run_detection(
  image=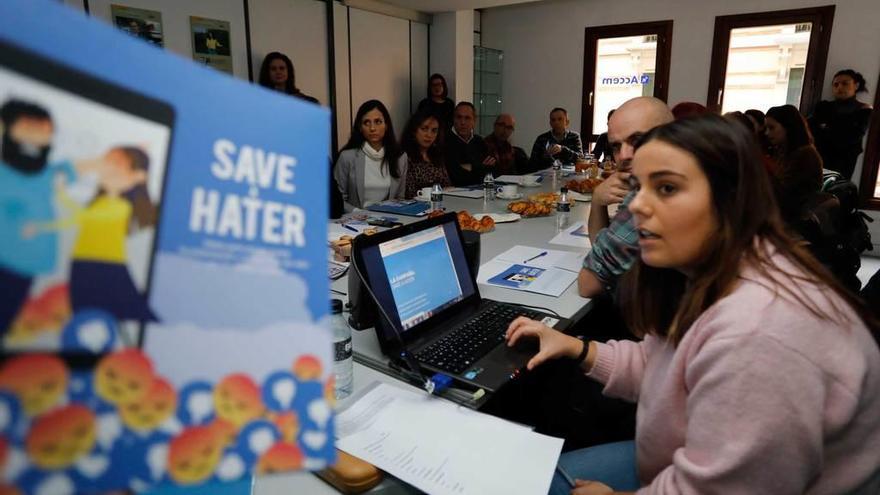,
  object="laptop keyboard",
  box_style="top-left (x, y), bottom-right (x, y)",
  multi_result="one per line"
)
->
top-left (414, 303), bottom-right (545, 375)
